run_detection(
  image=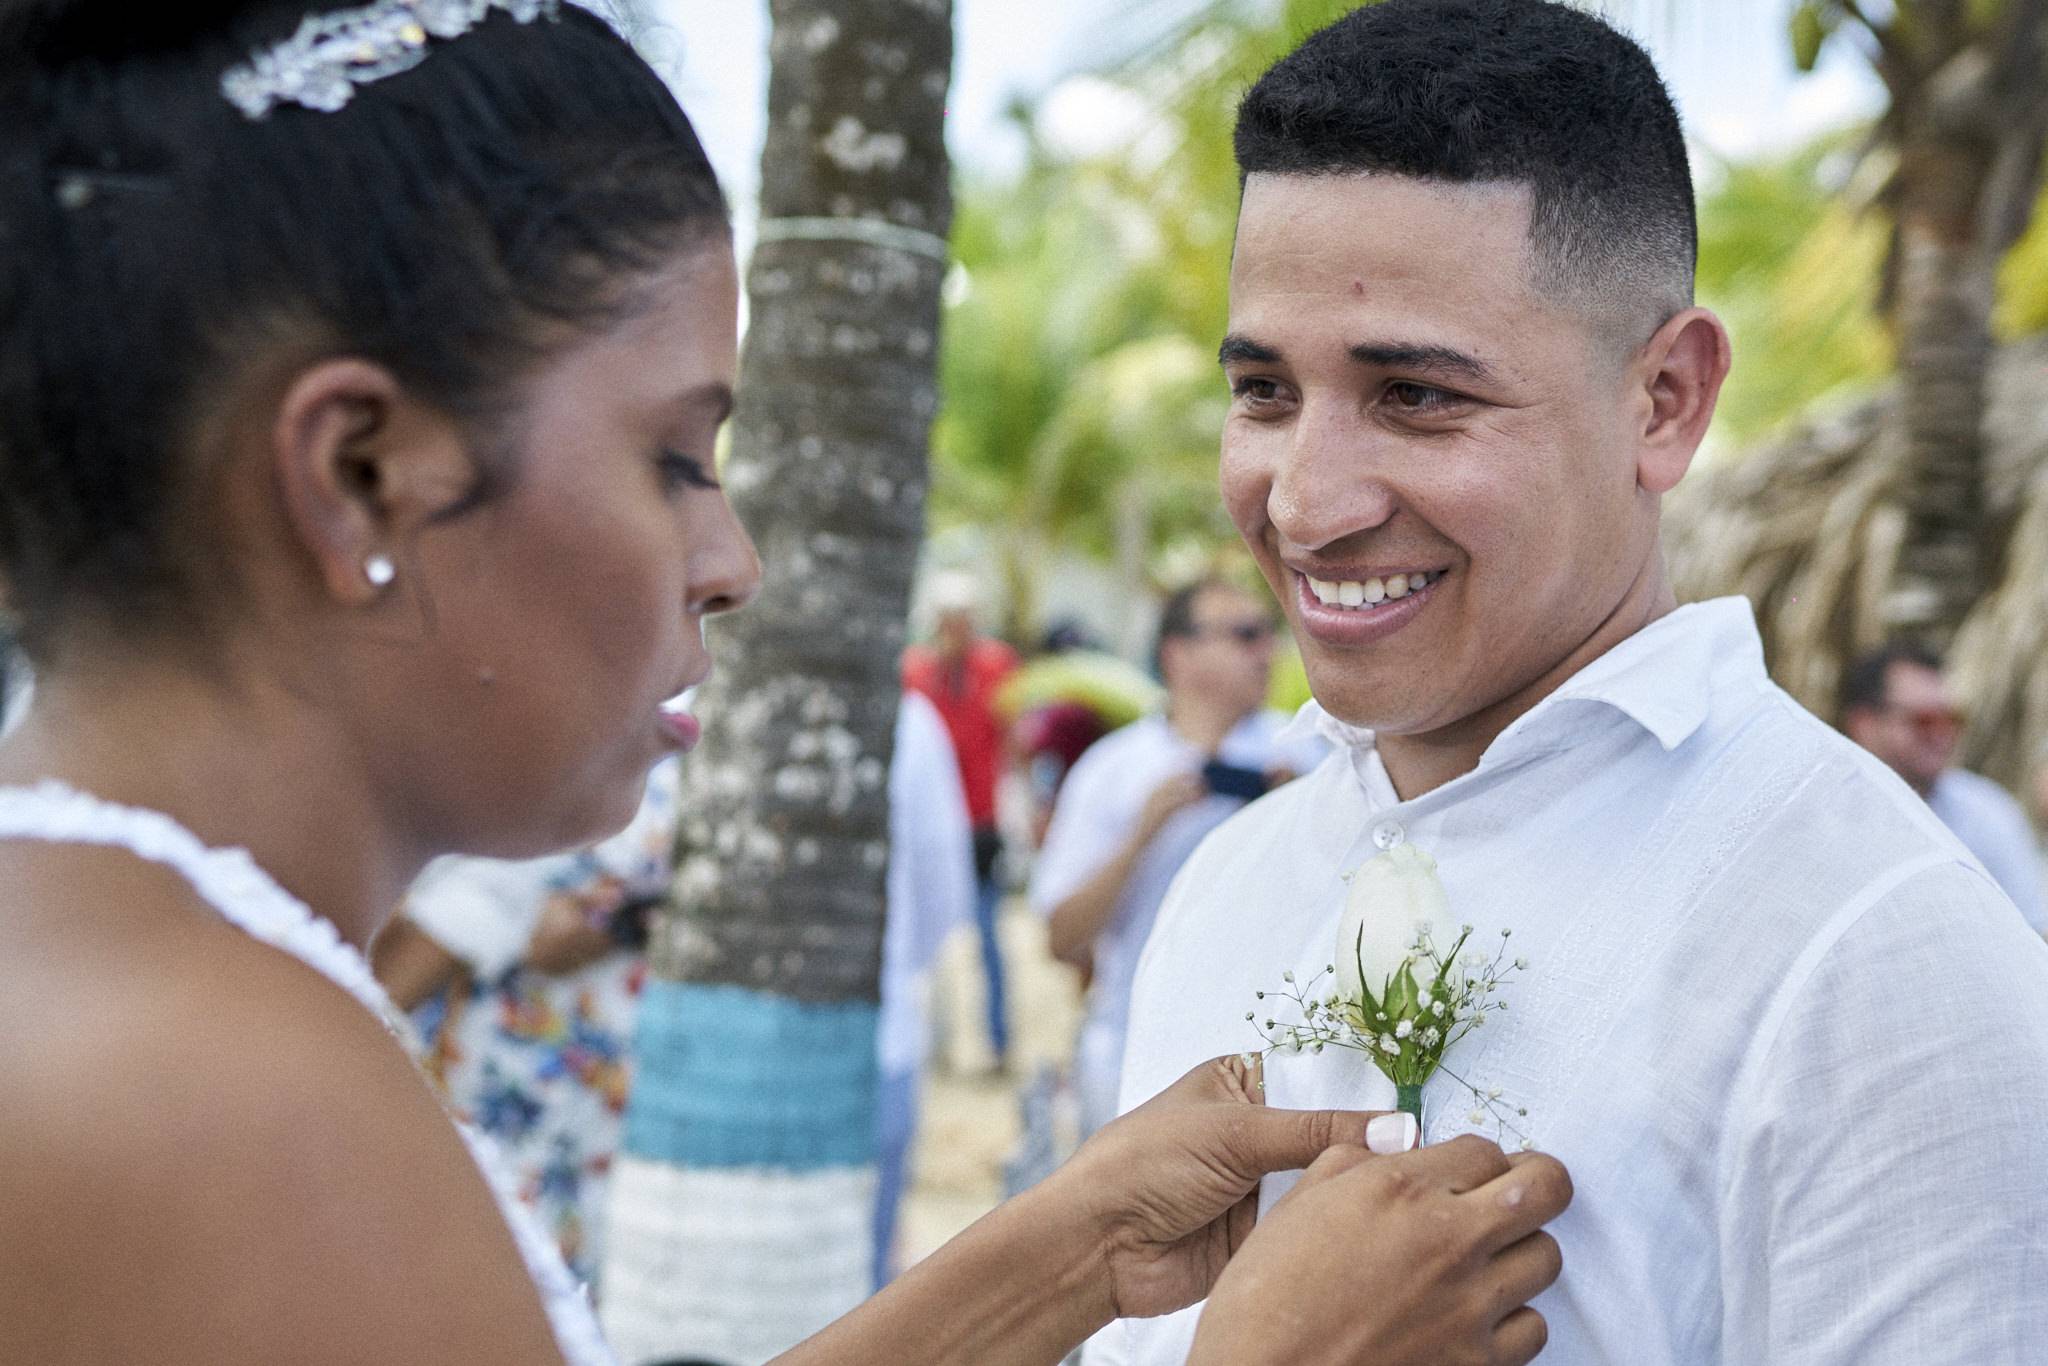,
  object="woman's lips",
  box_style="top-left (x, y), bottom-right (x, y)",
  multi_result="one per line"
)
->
top-left (658, 706), bottom-right (702, 753)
